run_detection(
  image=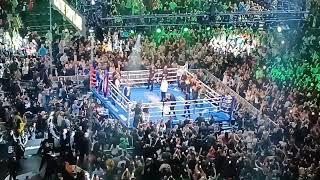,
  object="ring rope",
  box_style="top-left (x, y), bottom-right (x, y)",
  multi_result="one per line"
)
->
top-left (103, 68), bottom-right (234, 124)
